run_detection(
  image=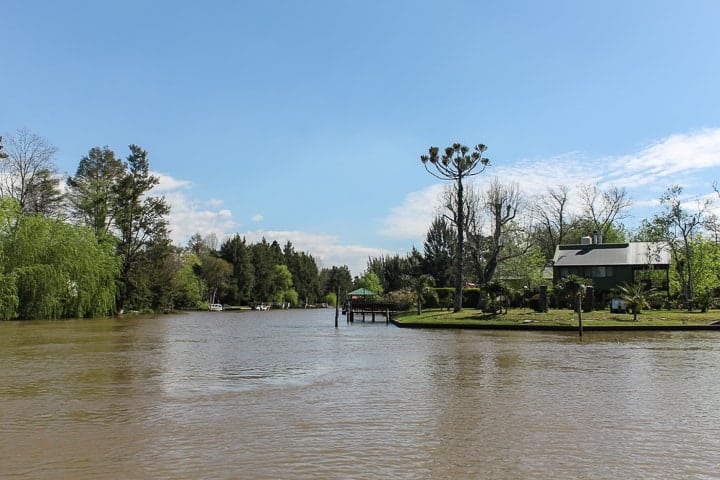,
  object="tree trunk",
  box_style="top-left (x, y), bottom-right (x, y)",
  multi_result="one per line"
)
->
top-left (686, 242), bottom-right (694, 312)
top-left (454, 177), bottom-right (464, 312)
